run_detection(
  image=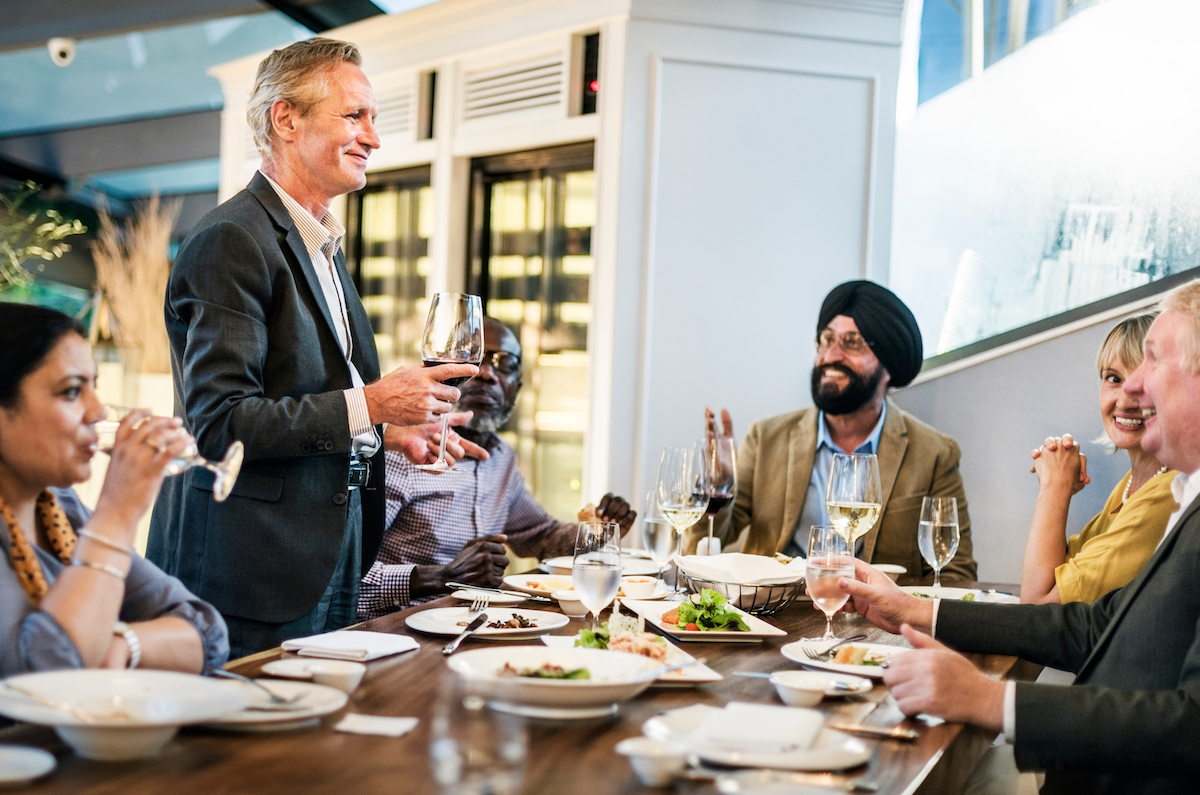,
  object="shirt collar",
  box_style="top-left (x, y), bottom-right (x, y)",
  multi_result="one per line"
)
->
top-left (260, 170), bottom-right (345, 261)
top-left (816, 401), bottom-right (887, 455)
